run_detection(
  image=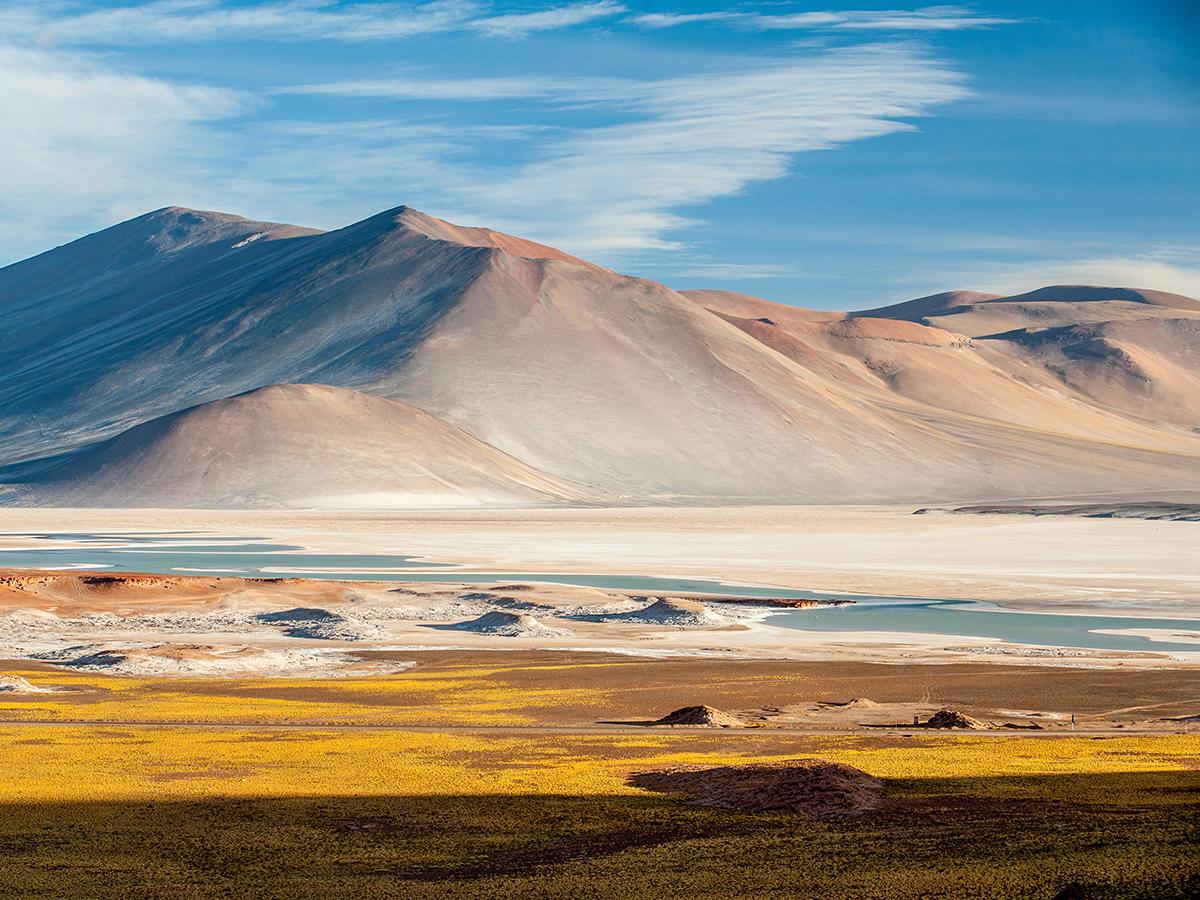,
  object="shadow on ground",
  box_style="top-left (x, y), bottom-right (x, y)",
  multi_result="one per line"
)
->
top-left (0, 771), bottom-right (1196, 898)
